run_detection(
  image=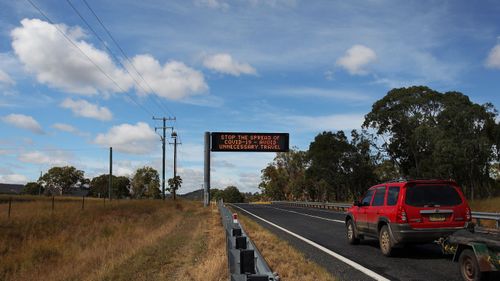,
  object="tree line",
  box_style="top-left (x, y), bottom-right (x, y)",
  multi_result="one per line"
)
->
top-left (259, 86), bottom-right (500, 202)
top-left (22, 165), bottom-right (183, 199)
